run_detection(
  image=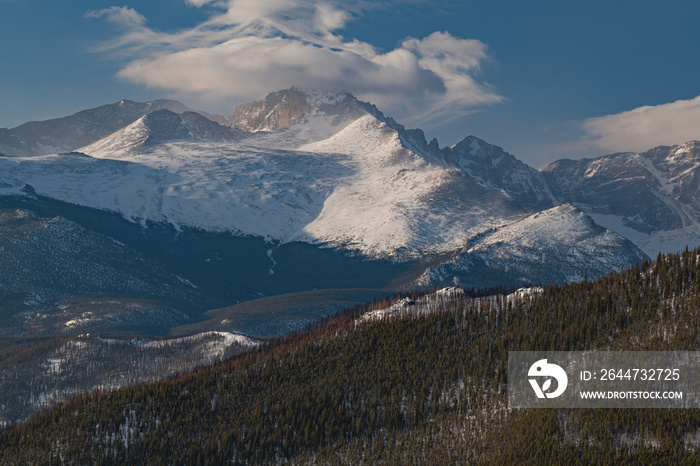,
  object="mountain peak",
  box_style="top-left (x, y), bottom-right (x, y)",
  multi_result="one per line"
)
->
top-left (444, 135), bottom-right (554, 211)
top-left (0, 99), bottom-right (215, 157)
top-left (227, 88), bottom-right (371, 133)
top-left (80, 109), bottom-right (242, 157)
top-left (450, 135), bottom-right (505, 159)
top-left (421, 202), bottom-right (648, 289)
top-left (138, 109), bottom-right (237, 143)
top-left (643, 139), bottom-right (700, 164)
